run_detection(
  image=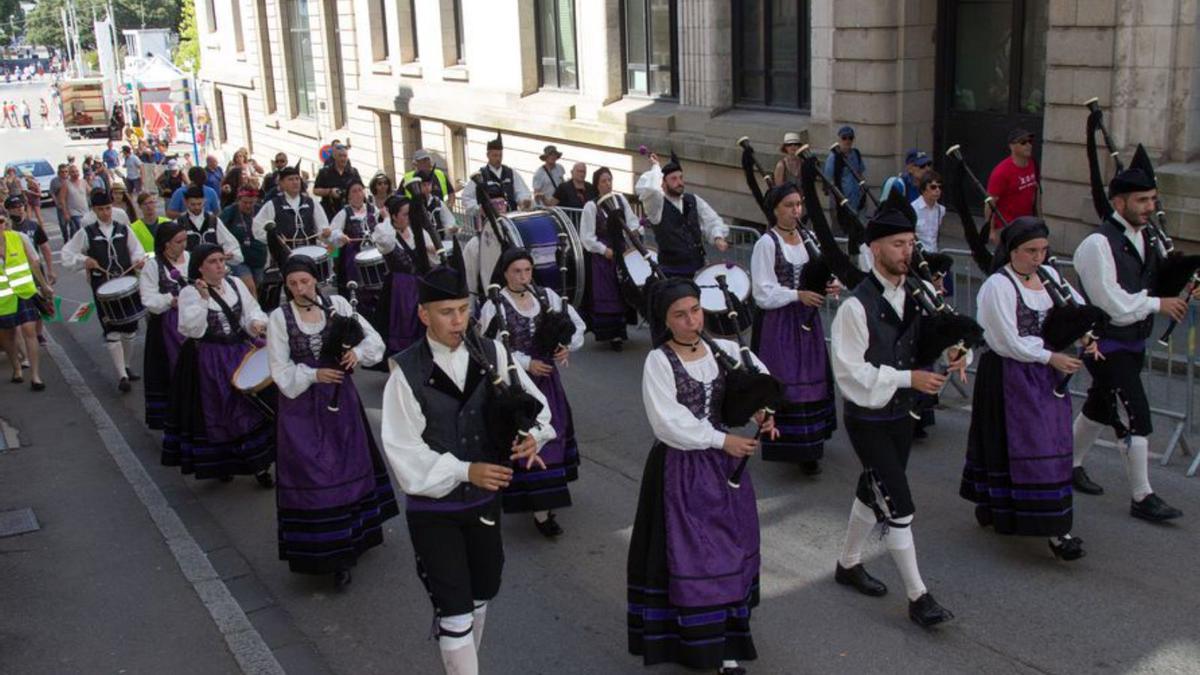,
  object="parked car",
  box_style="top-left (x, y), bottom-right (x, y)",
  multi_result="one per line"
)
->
top-left (5, 159), bottom-right (56, 204)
